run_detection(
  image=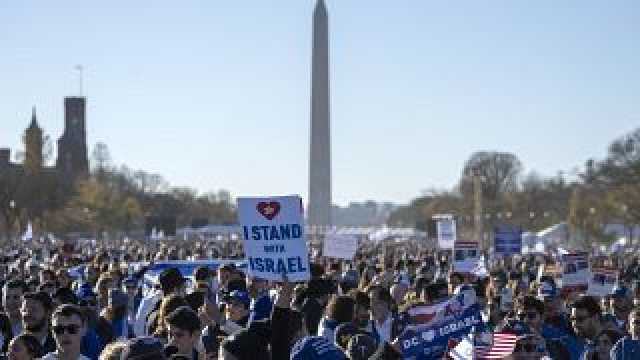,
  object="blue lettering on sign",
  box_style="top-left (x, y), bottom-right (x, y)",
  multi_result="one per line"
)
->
top-left (248, 256), bottom-right (308, 274)
top-left (242, 224), bottom-right (302, 241)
